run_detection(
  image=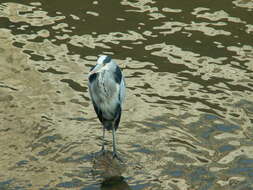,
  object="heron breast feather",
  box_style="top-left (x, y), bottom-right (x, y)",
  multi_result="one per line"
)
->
top-left (100, 99), bottom-right (119, 119)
